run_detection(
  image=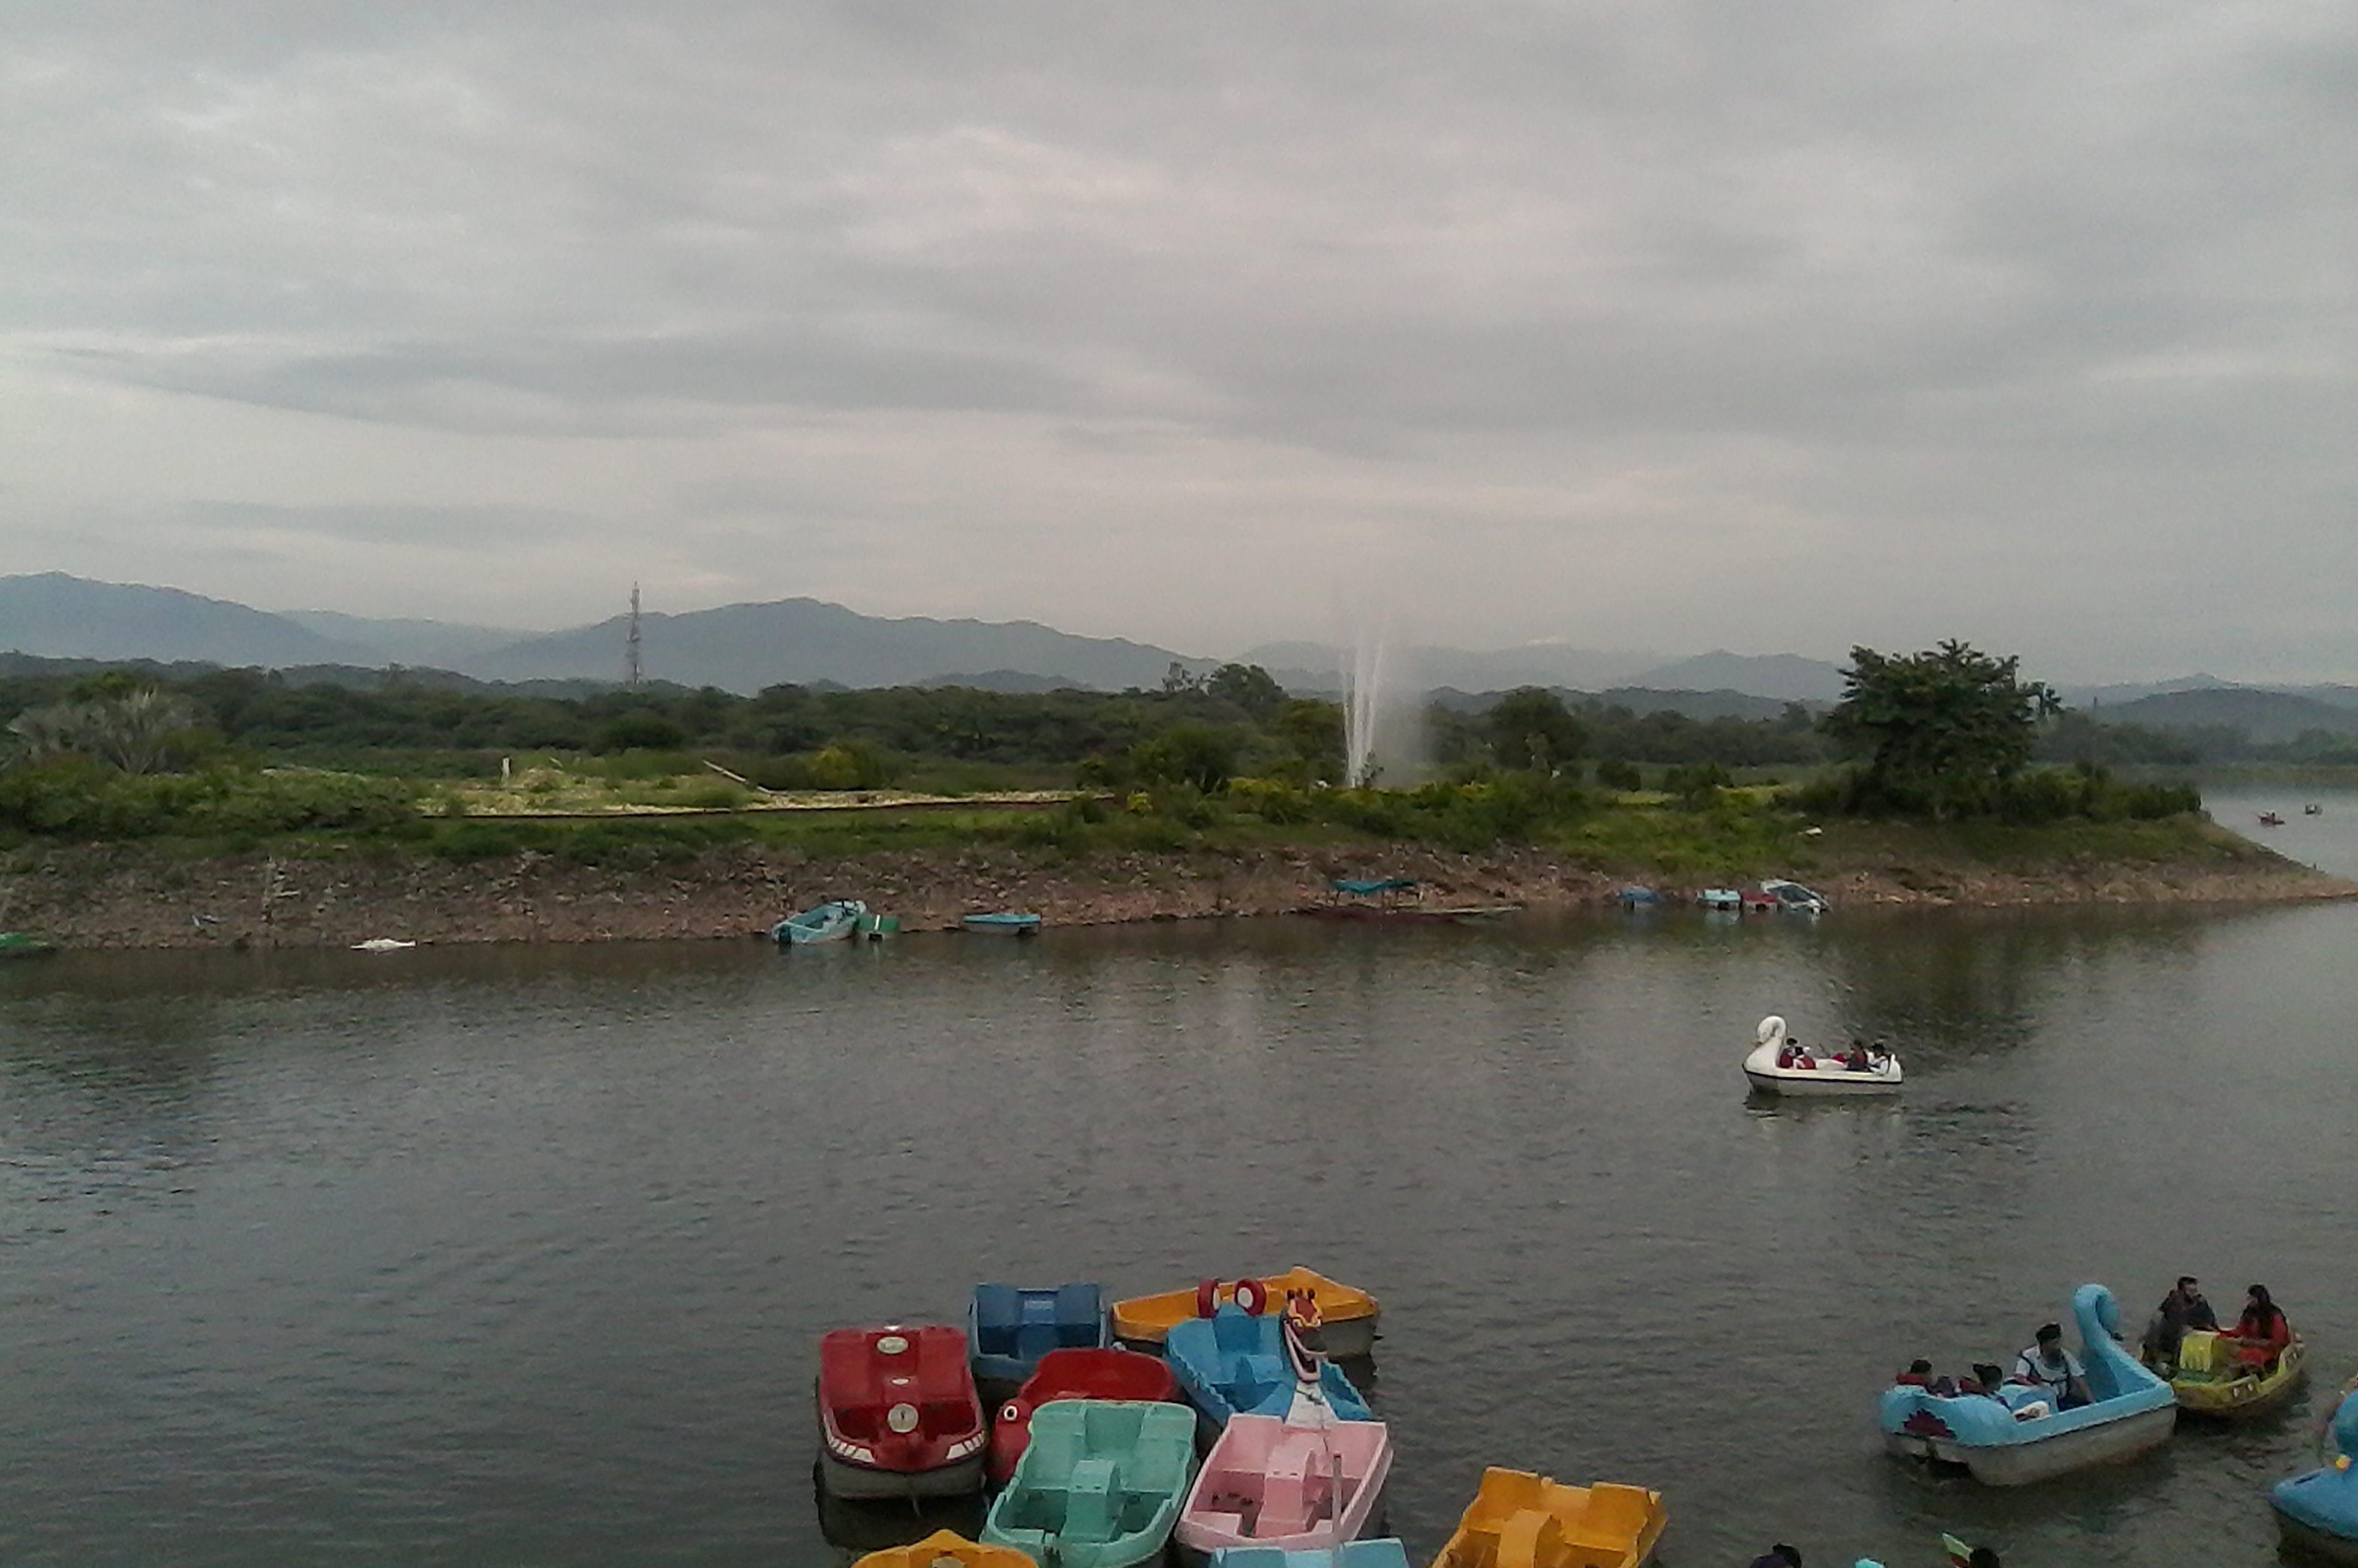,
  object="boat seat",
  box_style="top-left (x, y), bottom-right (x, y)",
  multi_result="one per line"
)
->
top-left (2178, 1330), bottom-right (2219, 1375)
top-left (1256, 1433), bottom-right (1334, 1536)
top-left (1061, 1457), bottom-right (1123, 1543)
top-left (1492, 1508), bottom-right (1567, 1568)
top-left (1054, 1283), bottom-right (1102, 1339)
top-left (1563, 1483), bottom-right (1656, 1550)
